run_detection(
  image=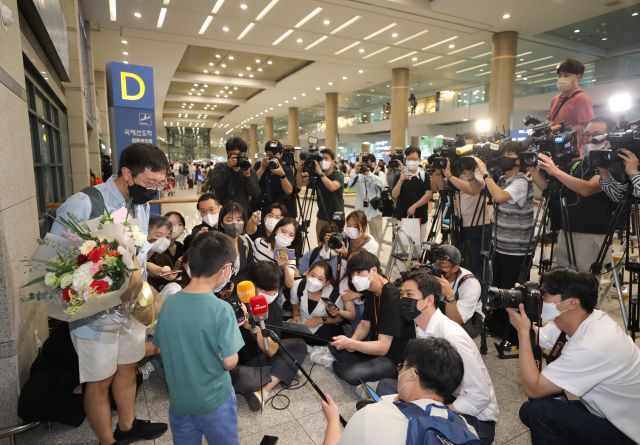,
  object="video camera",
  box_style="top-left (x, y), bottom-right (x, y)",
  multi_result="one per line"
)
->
top-left (299, 136), bottom-right (322, 175)
top-left (486, 281), bottom-right (543, 322)
top-left (588, 124), bottom-right (640, 169)
top-left (518, 115), bottom-right (579, 167)
top-left (369, 188), bottom-right (395, 216)
top-left (390, 149), bottom-right (405, 169)
top-left (430, 135), bottom-right (502, 175)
